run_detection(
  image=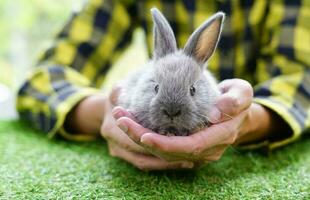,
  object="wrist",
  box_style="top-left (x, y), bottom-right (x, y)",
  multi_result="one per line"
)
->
top-left (64, 94), bottom-right (107, 136)
top-left (236, 103), bottom-right (273, 145)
